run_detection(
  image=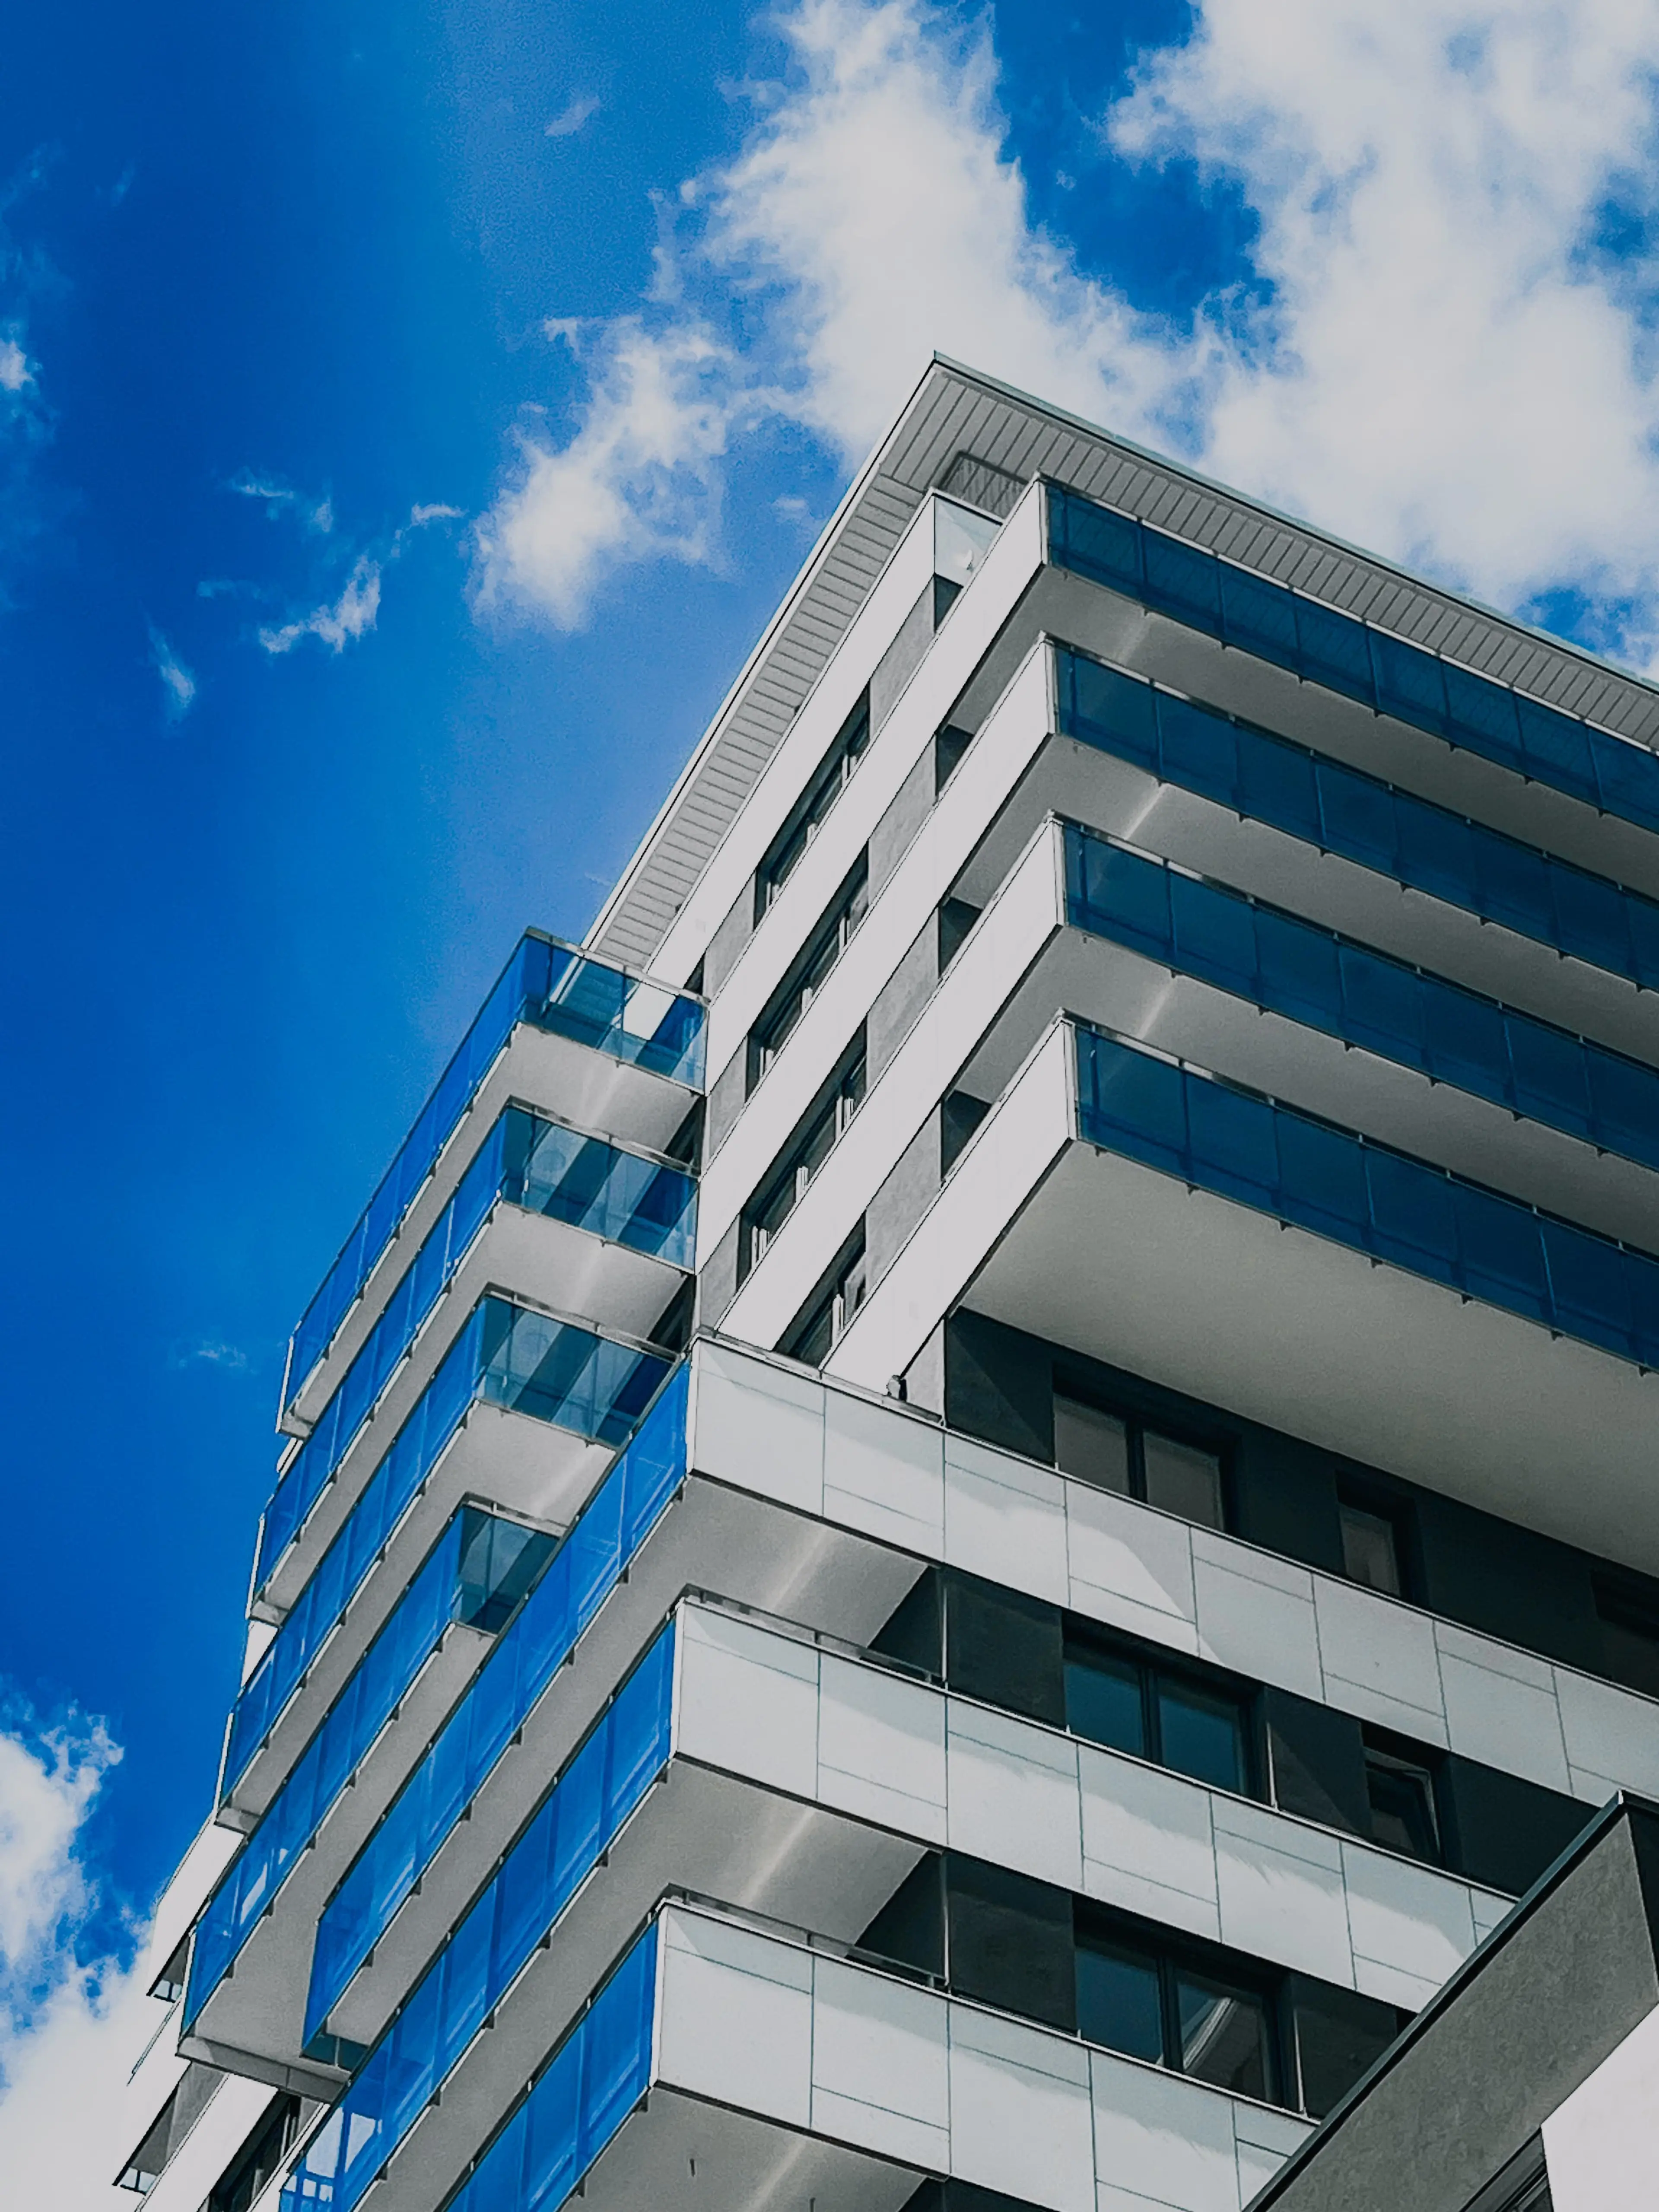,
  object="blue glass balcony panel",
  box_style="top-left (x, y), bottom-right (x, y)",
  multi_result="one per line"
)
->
top-left (285, 935), bottom-right (704, 1410)
top-left (1048, 483), bottom-right (1659, 837)
top-left (303, 1364), bottom-right (689, 2047)
top-left (1063, 825), bottom-right (1659, 1172)
top-left (188, 1513), bottom-right (474, 2030)
top-left (440, 1921), bottom-right (657, 2212)
top-left (227, 1315), bottom-right (488, 1795)
top-left (279, 1625), bottom-right (676, 2212)
top-left (1055, 646), bottom-right (1659, 990)
top-left (1074, 1023), bottom-right (1659, 1367)
top-left (259, 1112), bottom-right (693, 1589)
top-left (233, 1302), bottom-right (669, 1797)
